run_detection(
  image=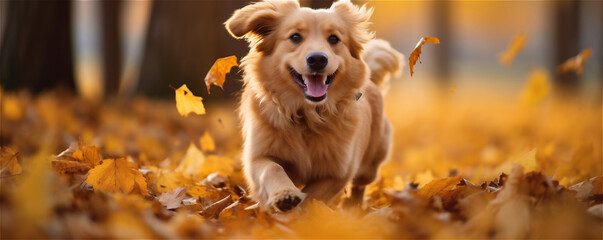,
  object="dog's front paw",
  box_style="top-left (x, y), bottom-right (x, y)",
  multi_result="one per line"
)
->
top-left (268, 190), bottom-right (306, 213)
